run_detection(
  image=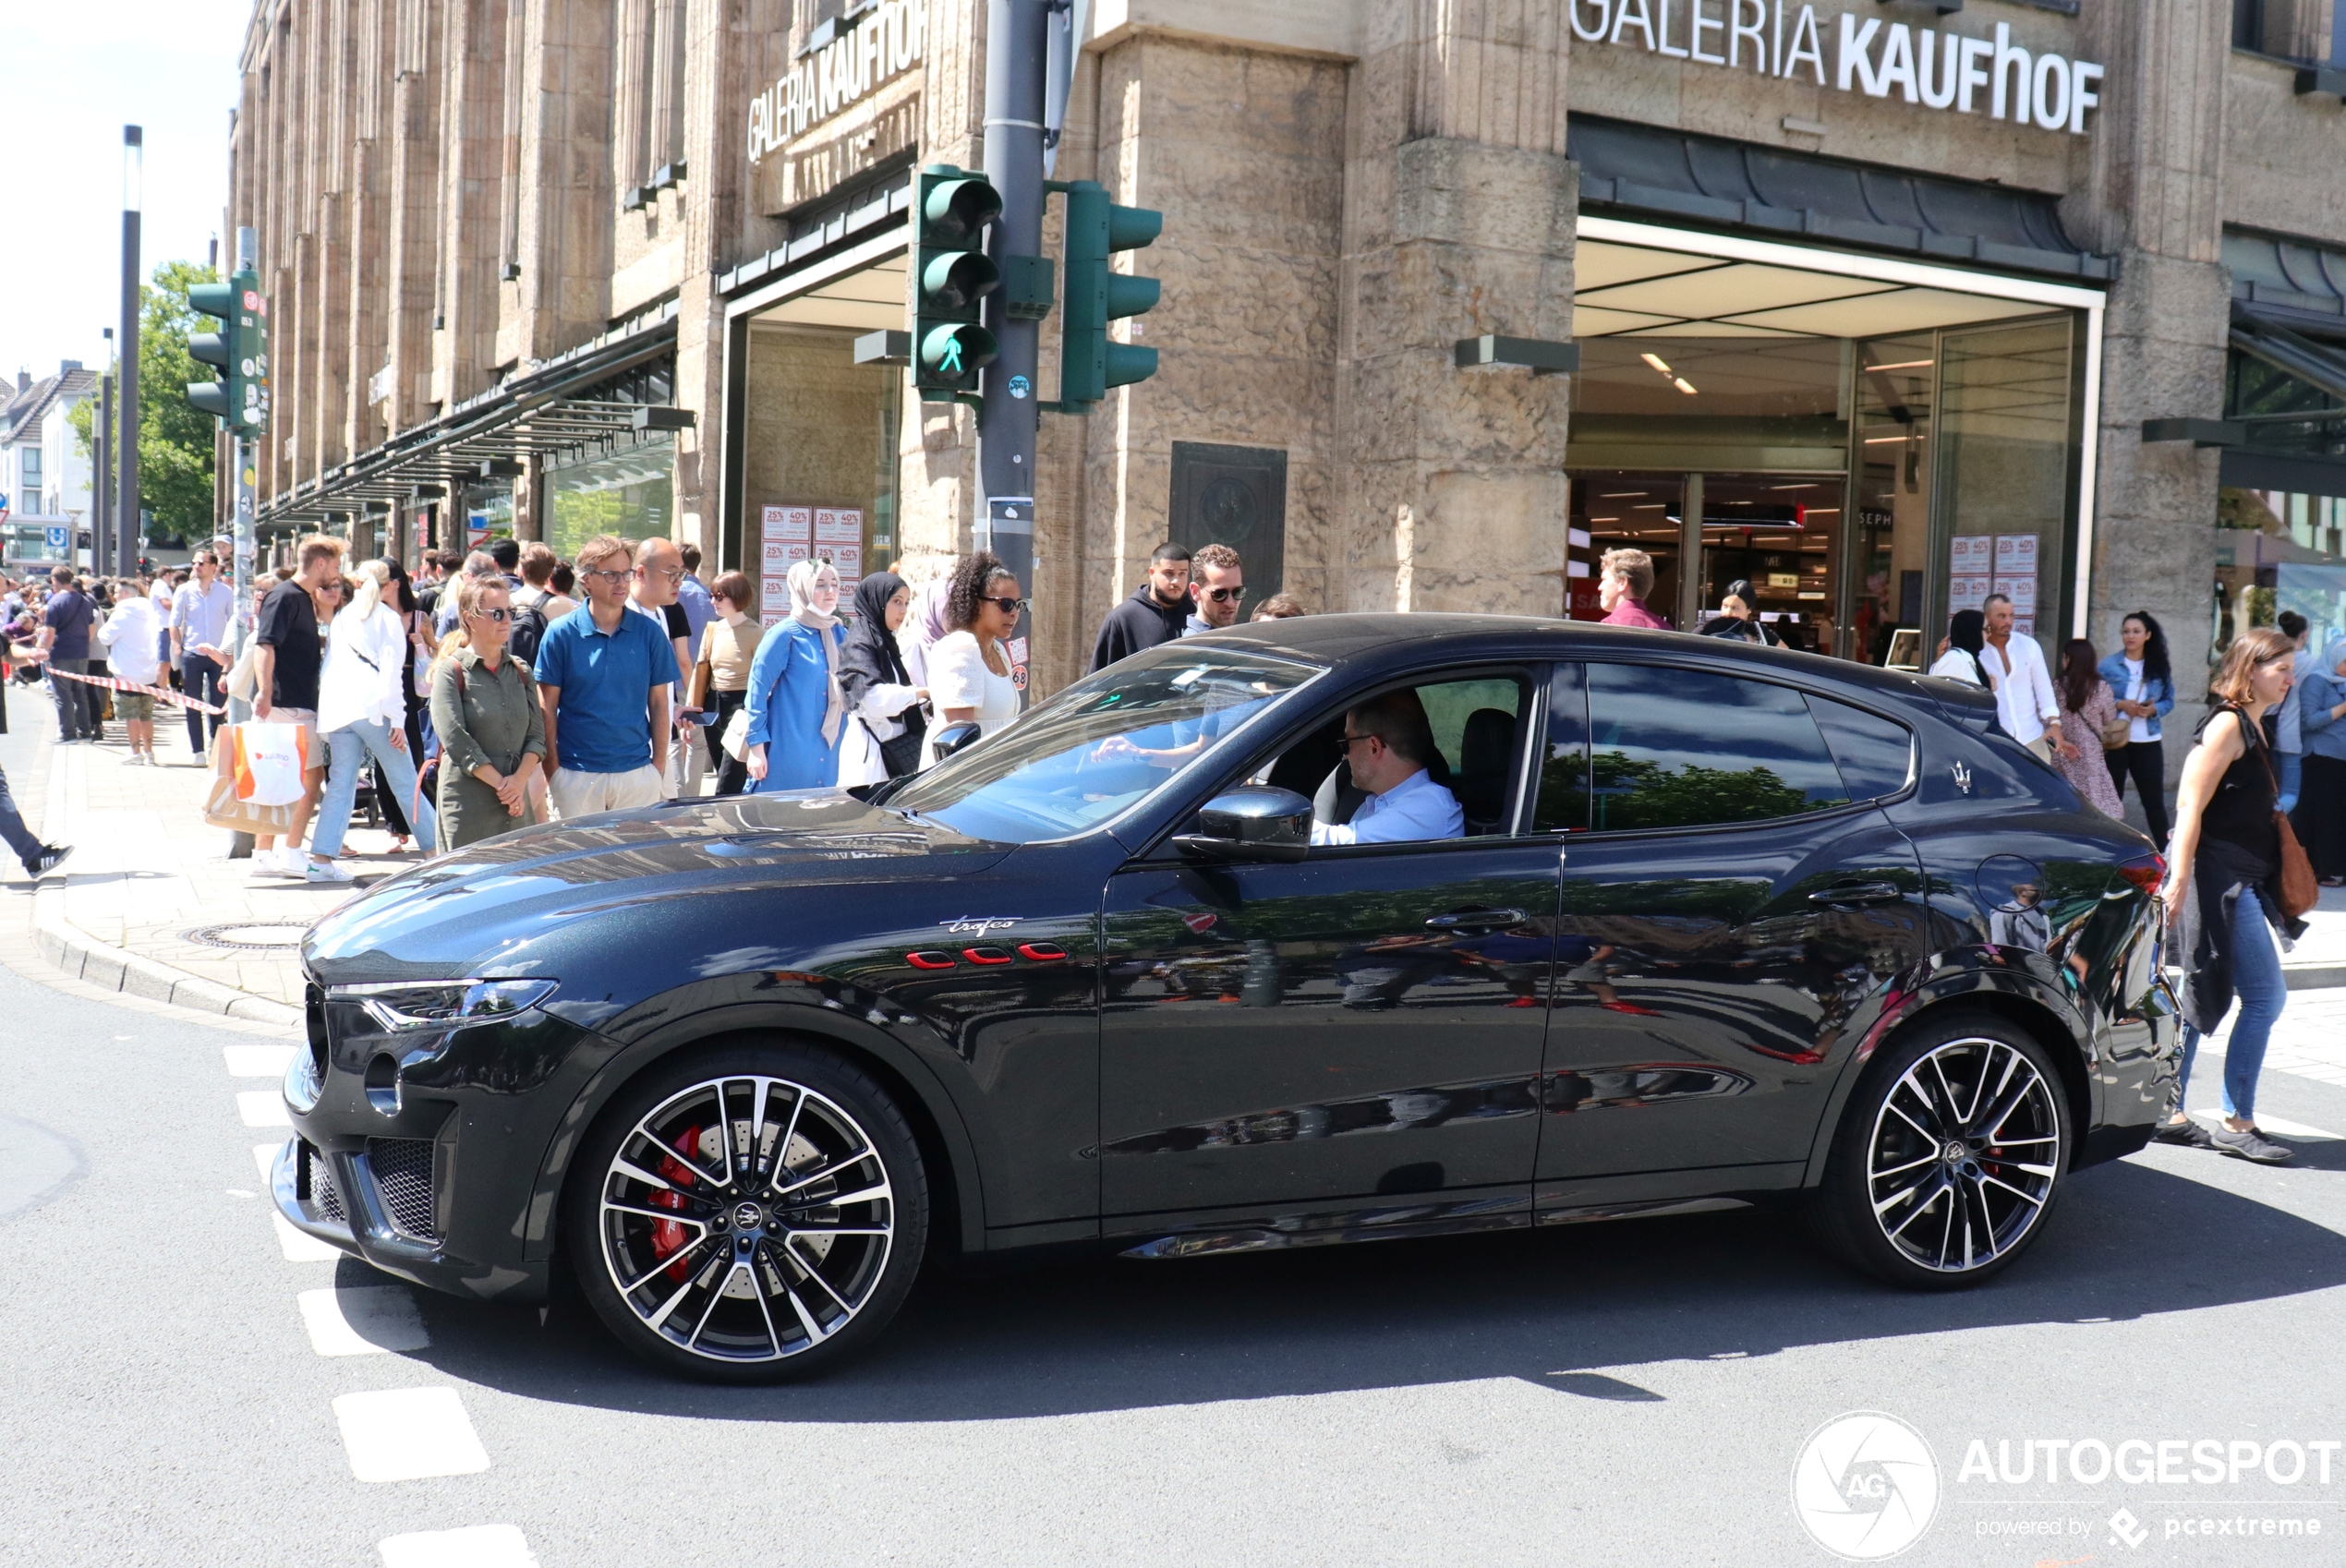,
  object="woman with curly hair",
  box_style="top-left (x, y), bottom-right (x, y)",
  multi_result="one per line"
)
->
top-left (923, 550), bottom-right (1022, 767)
